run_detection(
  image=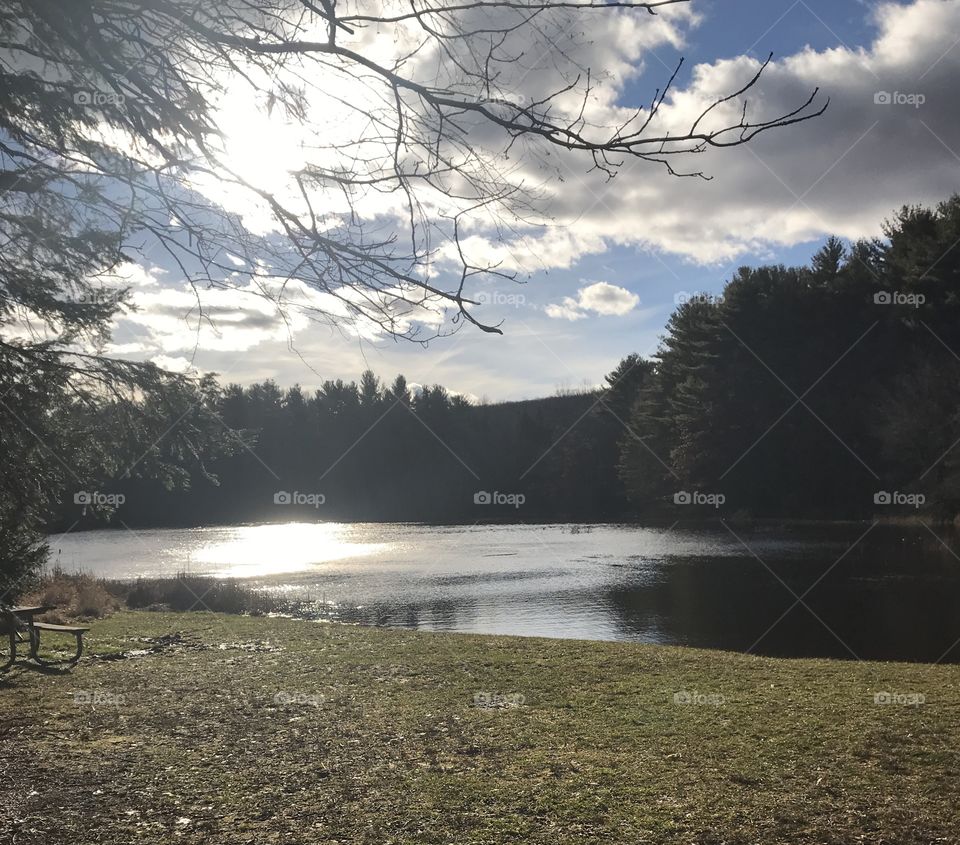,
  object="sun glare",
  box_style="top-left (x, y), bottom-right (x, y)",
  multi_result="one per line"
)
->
top-left (192, 522), bottom-right (387, 578)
